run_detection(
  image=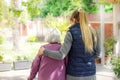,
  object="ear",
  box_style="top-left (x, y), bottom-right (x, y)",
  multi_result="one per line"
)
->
top-left (72, 18), bottom-right (76, 23)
